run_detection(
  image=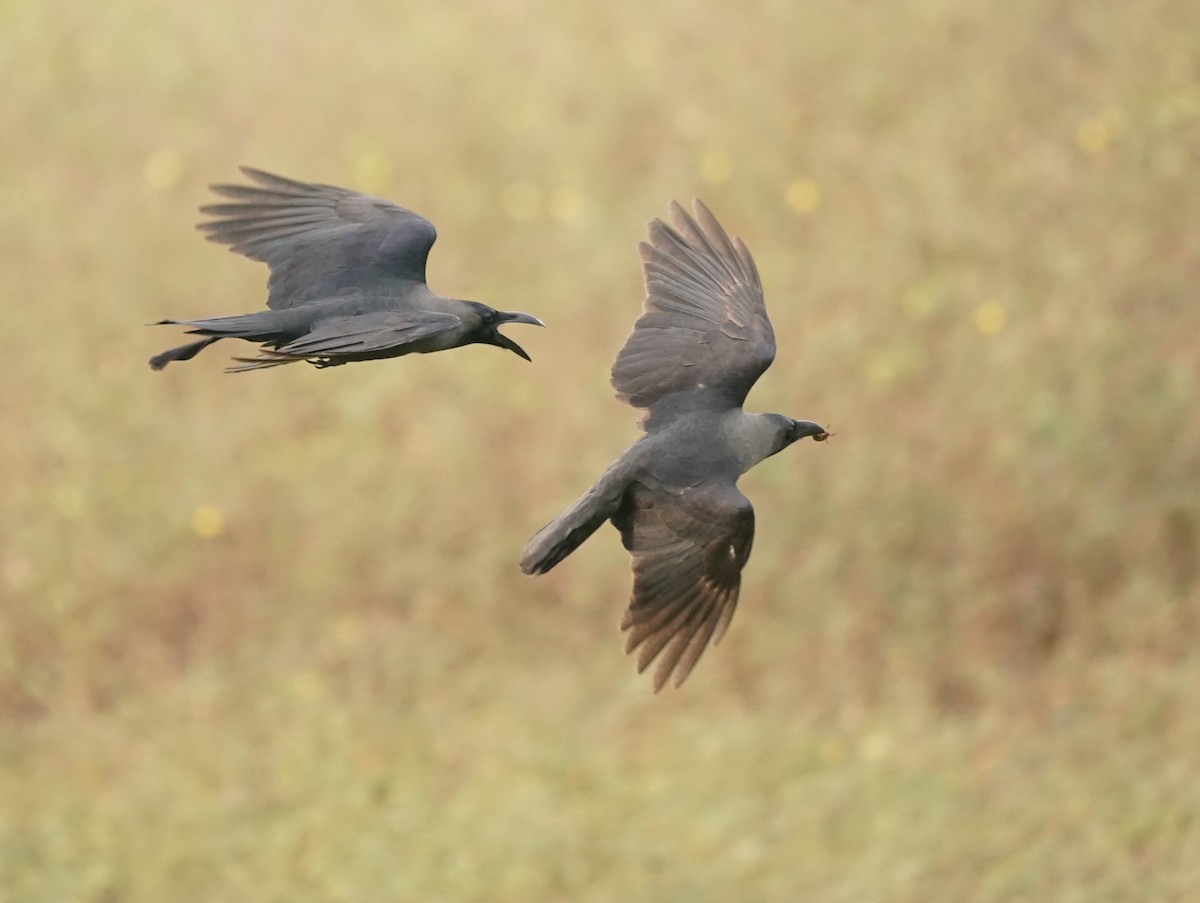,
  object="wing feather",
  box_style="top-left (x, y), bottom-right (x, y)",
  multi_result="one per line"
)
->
top-left (197, 167), bottom-right (439, 310)
top-left (613, 481), bottom-right (755, 691)
top-left (611, 200), bottom-right (776, 431)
